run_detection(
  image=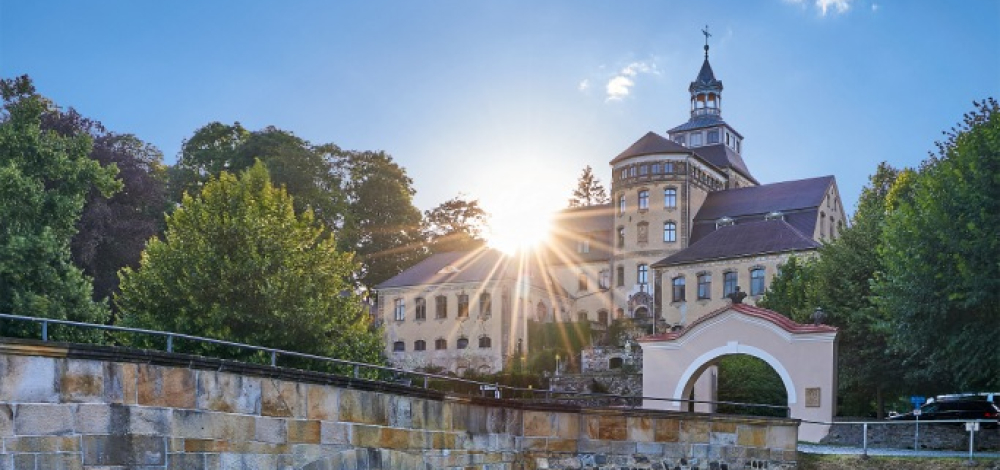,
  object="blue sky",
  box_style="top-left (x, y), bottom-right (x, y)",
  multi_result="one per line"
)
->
top-left (2, 0), bottom-right (998, 242)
